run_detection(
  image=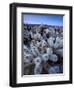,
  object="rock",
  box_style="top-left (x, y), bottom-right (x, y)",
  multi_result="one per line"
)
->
top-left (24, 63), bottom-right (35, 75)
